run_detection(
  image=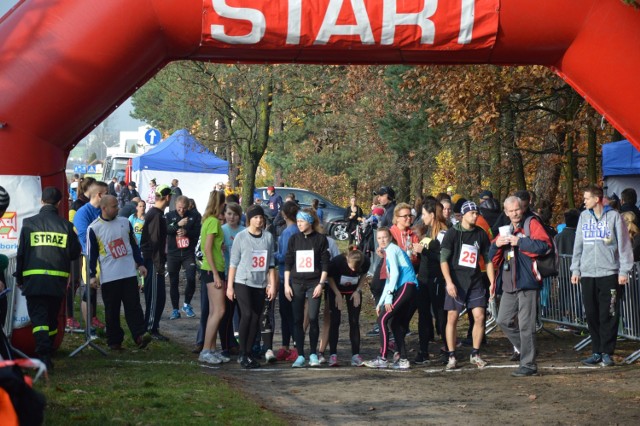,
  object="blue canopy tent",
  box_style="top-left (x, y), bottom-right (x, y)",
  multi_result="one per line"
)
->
top-left (132, 129), bottom-right (228, 209)
top-left (602, 140), bottom-right (640, 201)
